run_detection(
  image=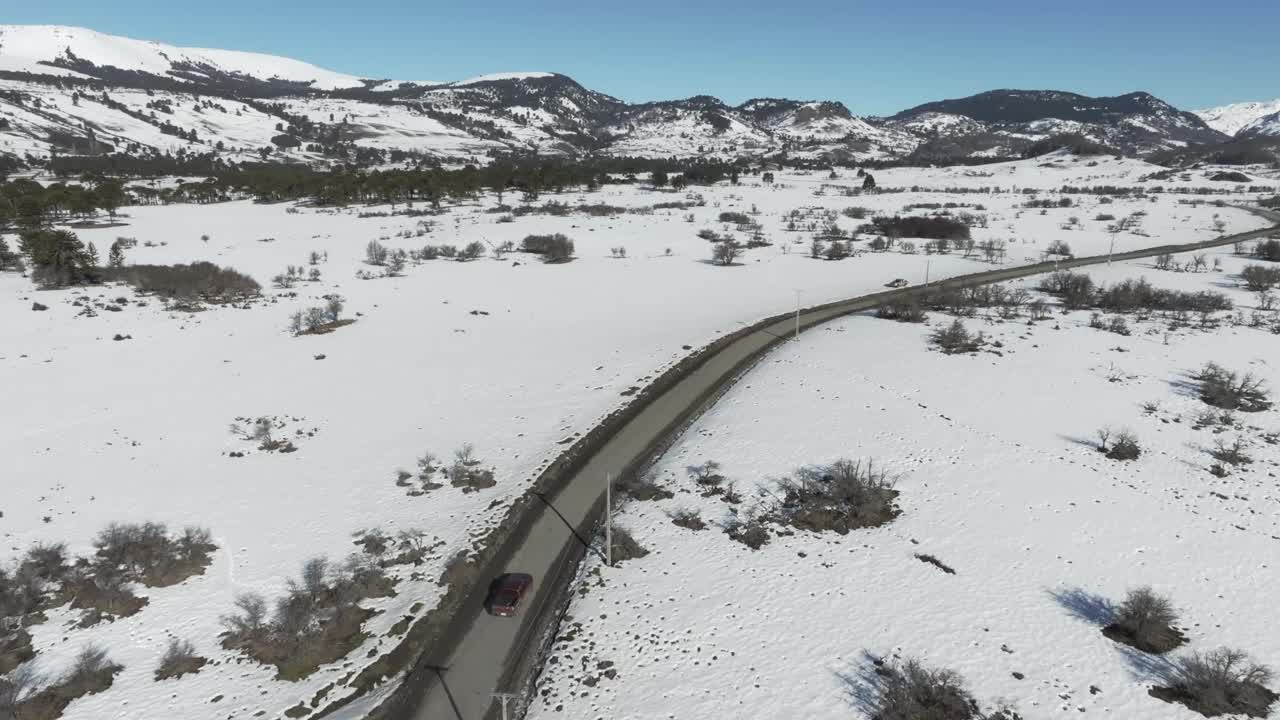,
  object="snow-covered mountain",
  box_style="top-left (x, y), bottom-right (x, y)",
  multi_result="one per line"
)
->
top-left (0, 25), bottom-right (1270, 170)
top-left (0, 23), bottom-right (908, 167)
top-left (1235, 110), bottom-right (1280, 139)
top-left (888, 89), bottom-right (1228, 159)
top-left (1195, 98), bottom-right (1280, 136)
